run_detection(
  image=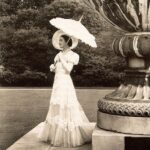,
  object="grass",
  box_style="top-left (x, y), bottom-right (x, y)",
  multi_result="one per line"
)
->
top-left (0, 88), bottom-right (114, 150)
